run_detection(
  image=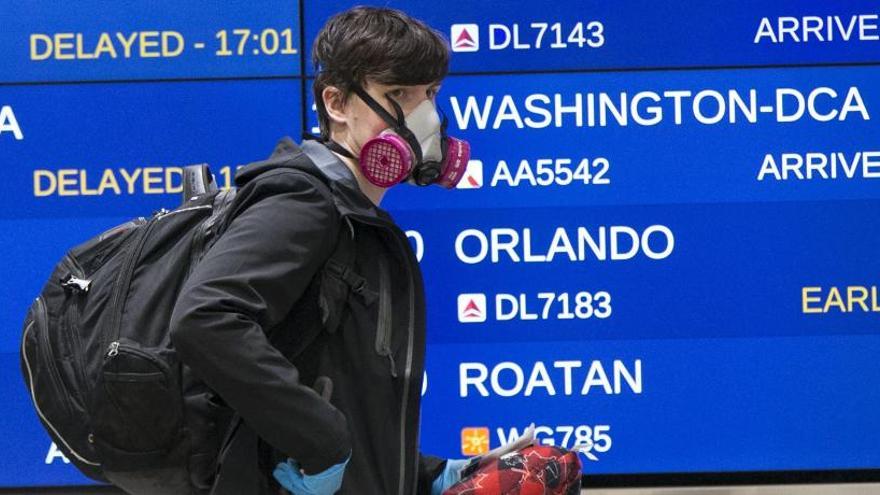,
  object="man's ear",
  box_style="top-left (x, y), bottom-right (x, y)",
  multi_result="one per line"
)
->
top-left (322, 86), bottom-right (348, 127)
